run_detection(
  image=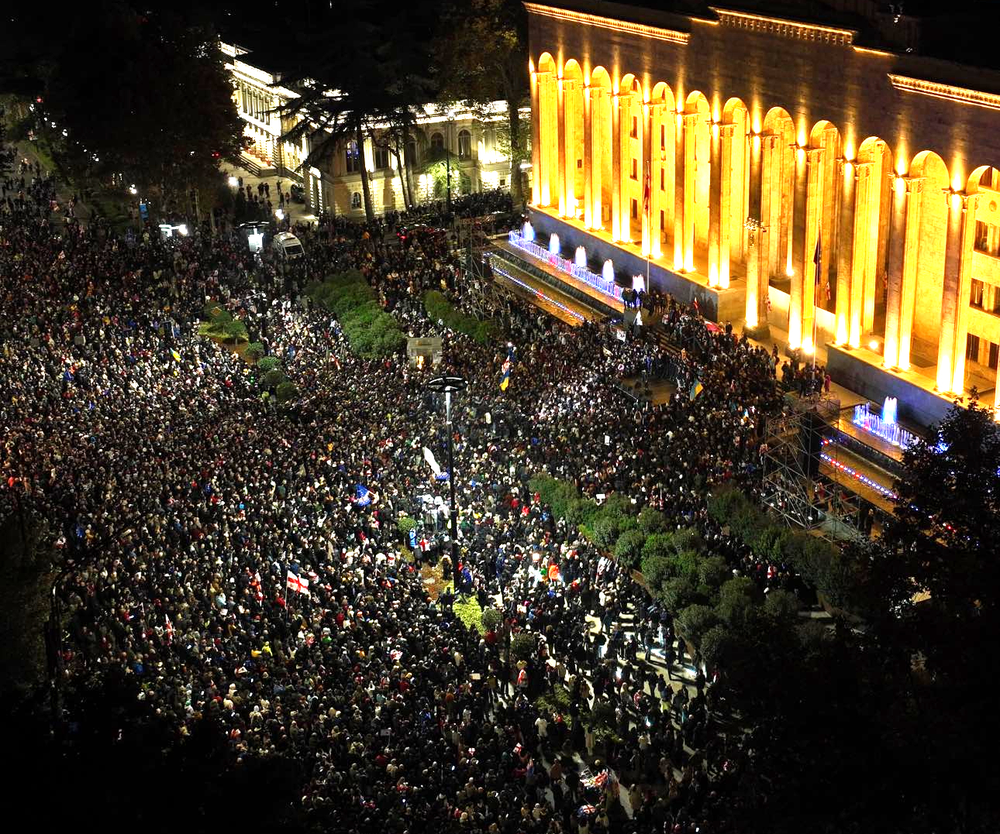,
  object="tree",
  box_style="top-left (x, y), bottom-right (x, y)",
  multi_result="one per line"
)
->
top-left (432, 0), bottom-right (529, 205)
top-left (25, 4), bottom-right (243, 216)
top-left (281, 0), bottom-right (434, 223)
